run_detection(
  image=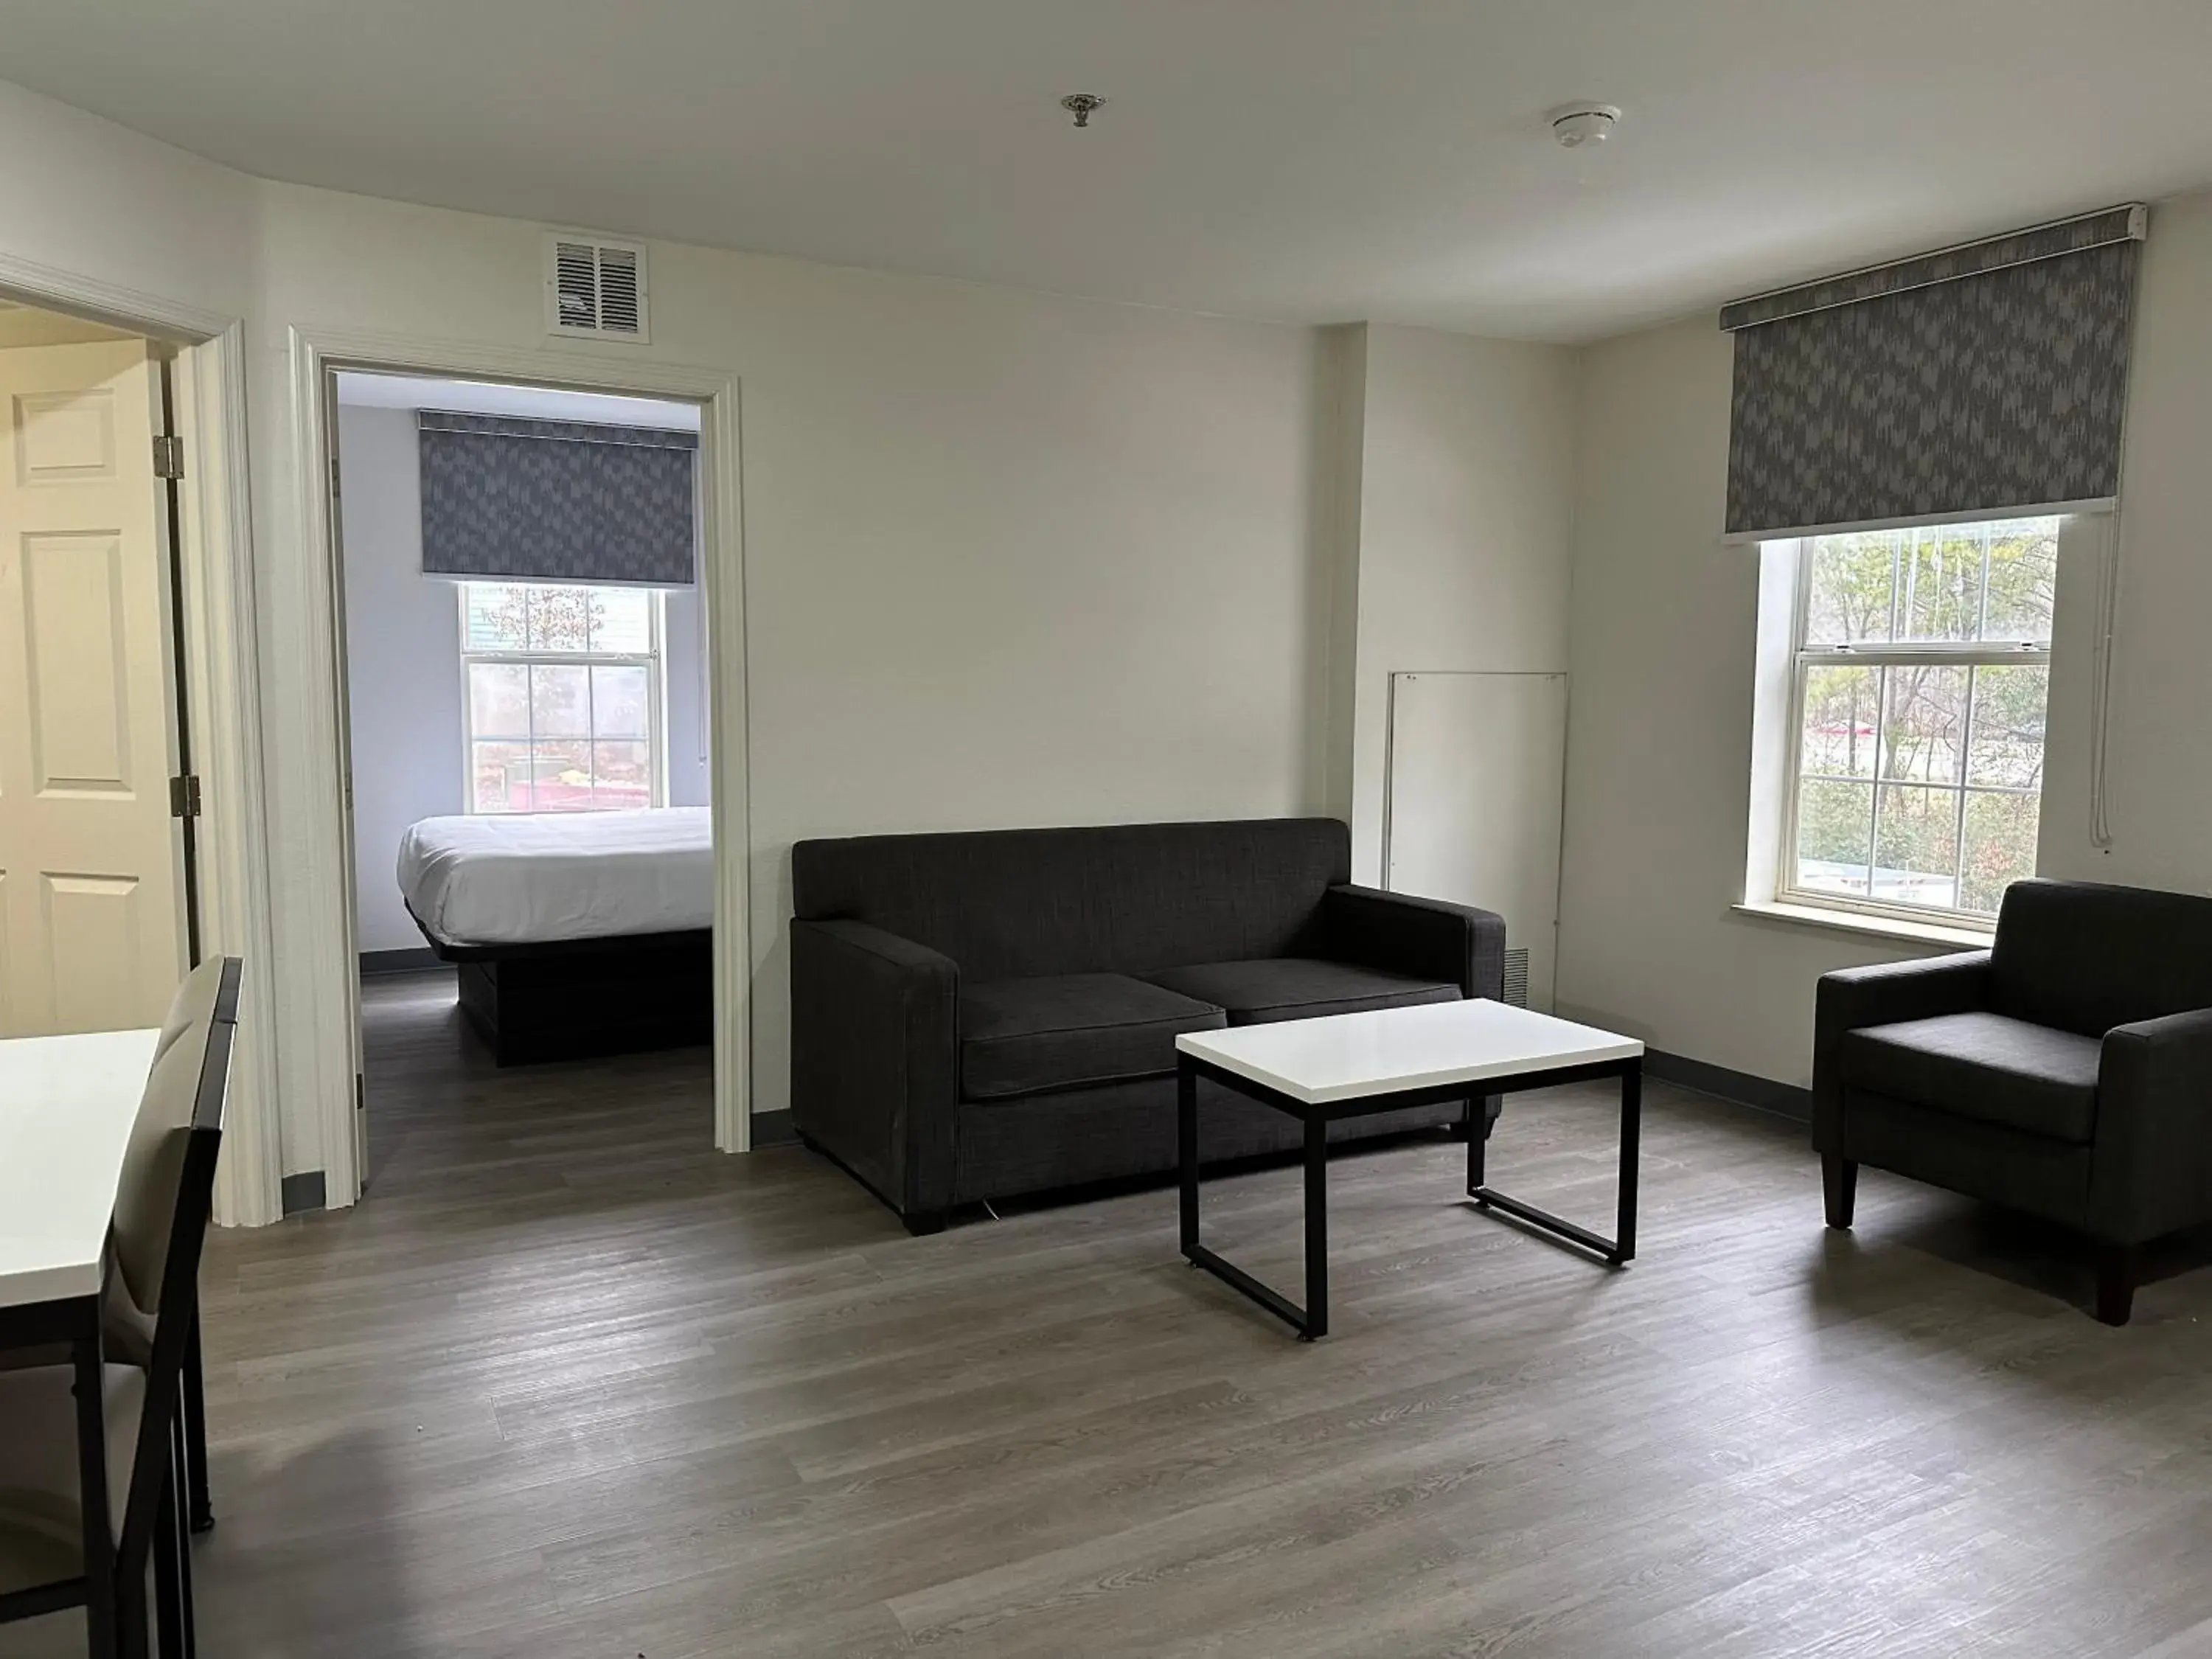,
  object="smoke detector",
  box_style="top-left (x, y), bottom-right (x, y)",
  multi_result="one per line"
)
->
top-left (1548, 103), bottom-right (1621, 148)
